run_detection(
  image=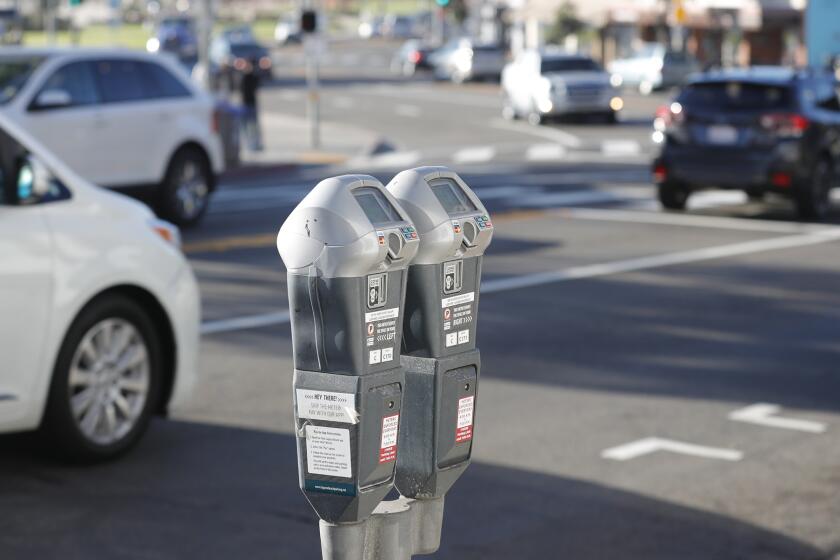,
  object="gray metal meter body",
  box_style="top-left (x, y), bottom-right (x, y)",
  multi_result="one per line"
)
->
top-left (386, 167), bottom-right (493, 502)
top-left (277, 174), bottom-right (420, 525)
